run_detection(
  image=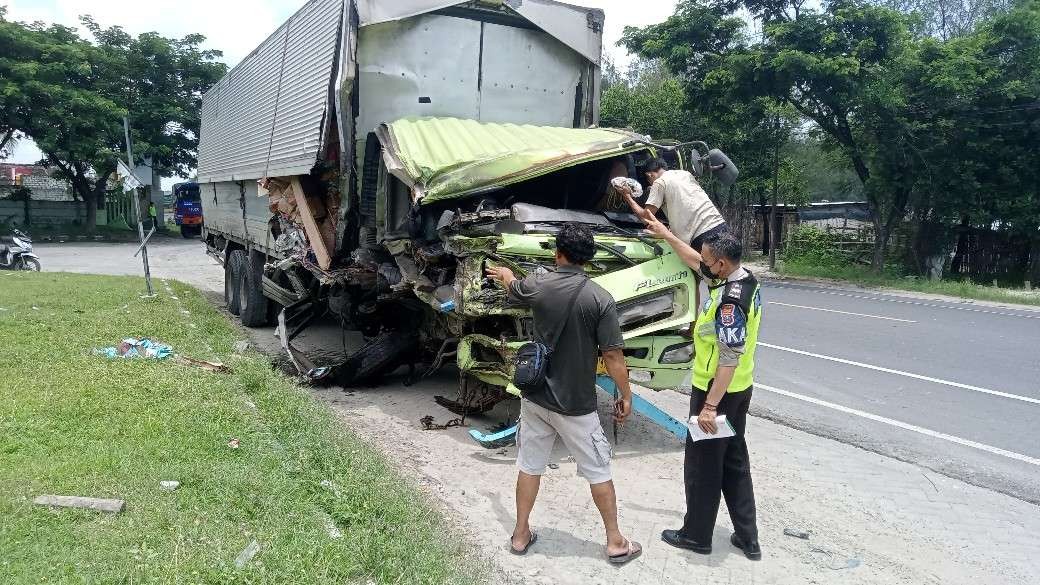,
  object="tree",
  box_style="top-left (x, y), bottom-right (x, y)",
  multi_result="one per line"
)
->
top-left (622, 1), bottom-right (924, 272)
top-left (0, 11), bottom-right (225, 230)
top-left (80, 17), bottom-right (226, 183)
top-left (0, 14), bottom-right (126, 228)
top-left (872, 0), bottom-right (1014, 39)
